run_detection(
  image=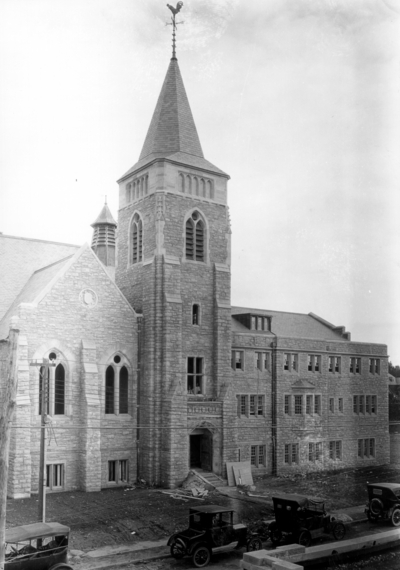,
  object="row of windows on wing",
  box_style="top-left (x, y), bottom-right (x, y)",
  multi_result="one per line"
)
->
top-left (125, 174), bottom-right (149, 203)
top-left (130, 210), bottom-right (206, 265)
top-left (179, 173), bottom-right (214, 200)
top-left (284, 438), bottom-right (376, 466)
top-left (38, 354), bottom-right (131, 416)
